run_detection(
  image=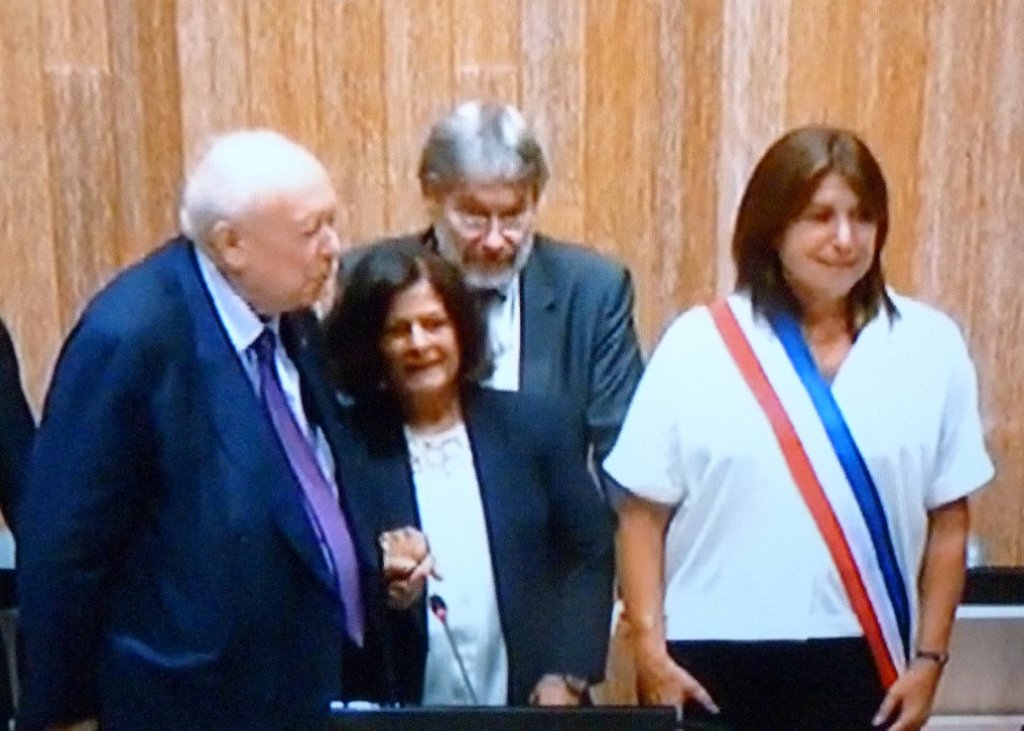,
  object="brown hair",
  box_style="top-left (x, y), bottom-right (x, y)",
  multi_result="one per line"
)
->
top-left (322, 247), bottom-right (490, 407)
top-left (732, 126), bottom-right (896, 328)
